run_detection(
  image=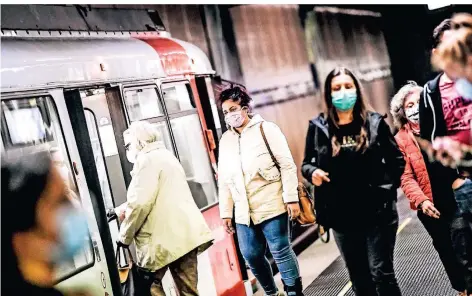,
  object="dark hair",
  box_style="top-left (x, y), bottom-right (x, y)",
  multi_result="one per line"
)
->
top-left (432, 18), bottom-right (451, 49)
top-left (324, 67), bottom-right (370, 156)
top-left (2, 152), bottom-right (52, 235)
top-left (218, 86), bottom-right (252, 109)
